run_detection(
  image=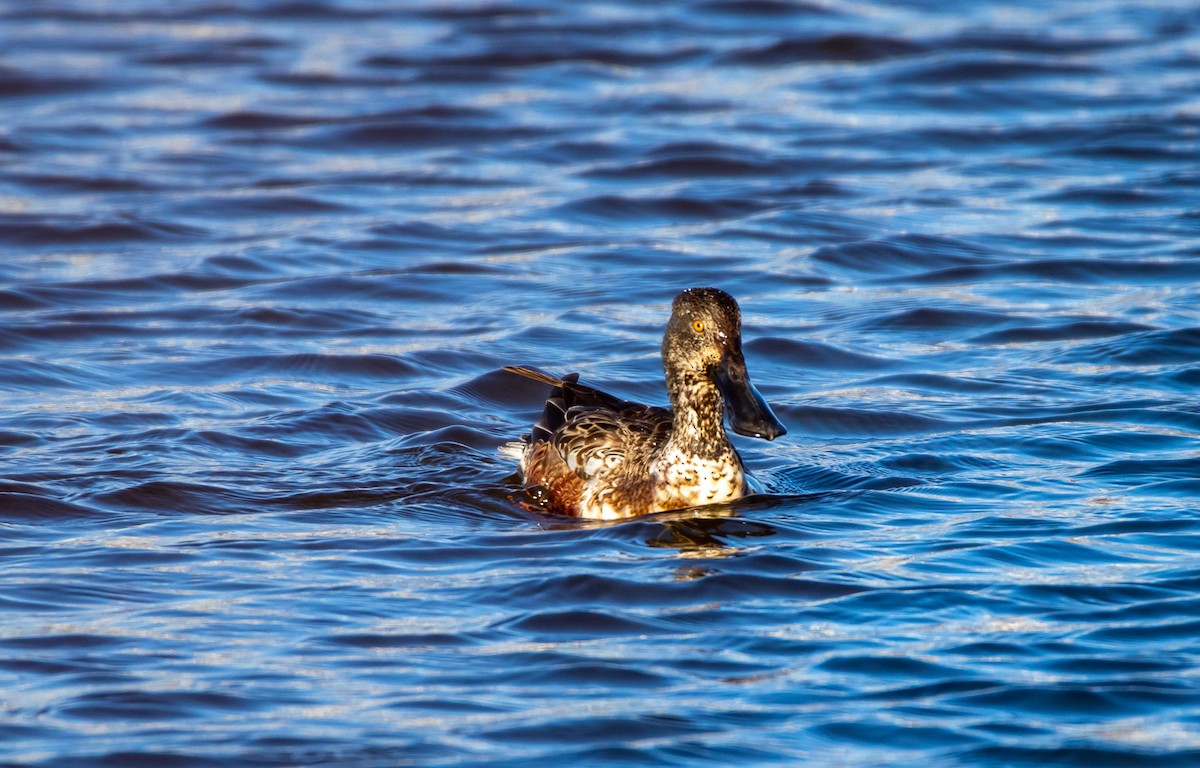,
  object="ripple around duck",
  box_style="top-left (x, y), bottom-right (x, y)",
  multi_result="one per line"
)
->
top-left (695, 0), bottom-right (835, 16)
top-left (1055, 328), bottom-right (1200, 366)
top-left (0, 493), bottom-right (102, 521)
top-left (89, 481), bottom-right (267, 516)
top-left (0, 66), bottom-right (98, 97)
top-left (782, 405), bottom-right (951, 437)
top-left (1080, 457), bottom-right (1200, 486)
top-left (363, 42), bottom-right (707, 71)
top-left (950, 682), bottom-right (1200, 721)
top-left (584, 153), bottom-right (782, 179)
top-left (560, 194), bottom-right (773, 222)
top-left (59, 688), bottom-right (265, 721)
top-left (746, 336), bottom-right (900, 371)
top-left (810, 233), bottom-right (996, 276)
top-left (859, 306), bottom-right (1016, 333)
top-left (891, 55), bottom-right (1100, 86)
top-left (898, 258), bottom-right (1200, 287)
top-left (964, 746), bottom-right (1200, 768)
top-left (722, 33), bottom-right (926, 65)
top-left (0, 216), bottom-right (206, 246)
top-left (970, 320), bottom-right (1158, 345)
